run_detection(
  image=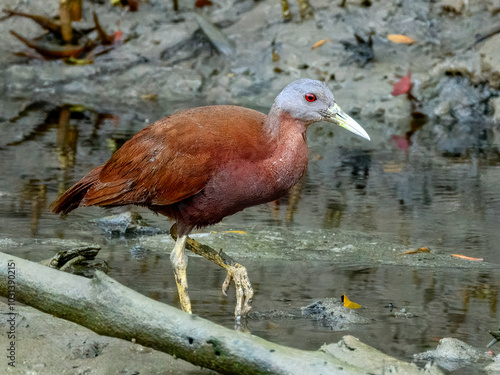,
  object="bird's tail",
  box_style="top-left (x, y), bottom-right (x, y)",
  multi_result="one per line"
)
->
top-left (50, 166), bottom-right (103, 215)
